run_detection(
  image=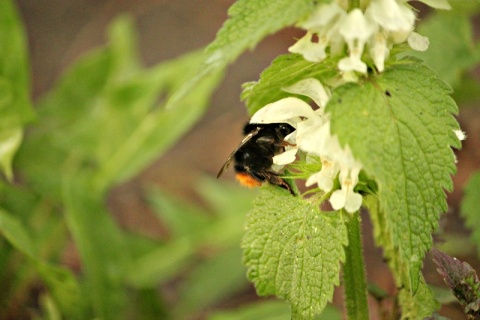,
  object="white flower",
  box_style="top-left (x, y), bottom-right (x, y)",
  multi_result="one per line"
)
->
top-left (283, 78), bottom-right (330, 108)
top-left (306, 158), bottom-right (340, 192)
top-left (366, 0), bottom-right (415, 37)
top-left (338, 9), bottom-right (376, 74)
top-left (330, 164), bottom-right (363, 213)
top-left (288, 32), bottom-right (328, 63)
top-left (289, 3), bottom-right (346, 62)
top-left (289, 0), bottom-right (426, 76)
top-left (249, 78), bottom-right (363, 213)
